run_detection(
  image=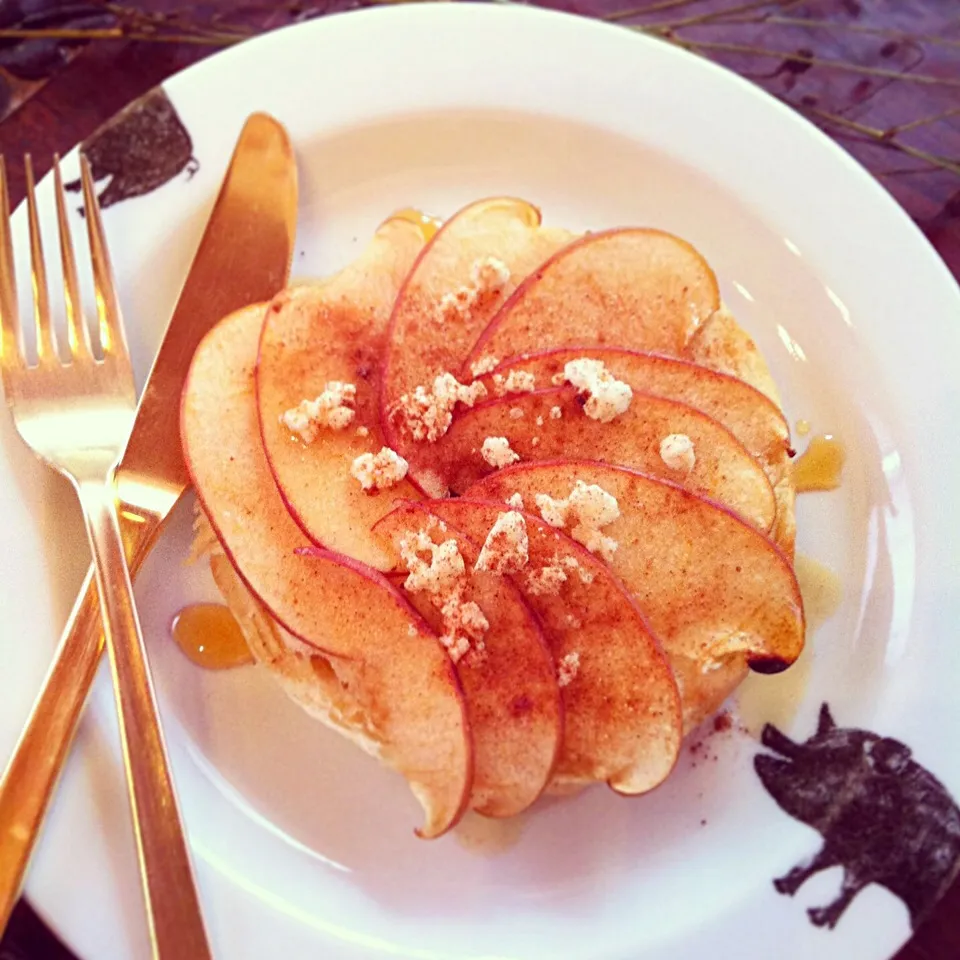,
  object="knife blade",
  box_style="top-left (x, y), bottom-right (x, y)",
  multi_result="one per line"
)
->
top-left (0, 110), bottom-right (298, 934)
